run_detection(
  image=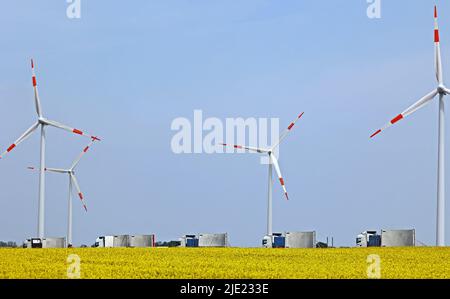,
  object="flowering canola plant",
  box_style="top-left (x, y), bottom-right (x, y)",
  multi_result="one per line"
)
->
top-left (0, 247), bottom-right (449, 279)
